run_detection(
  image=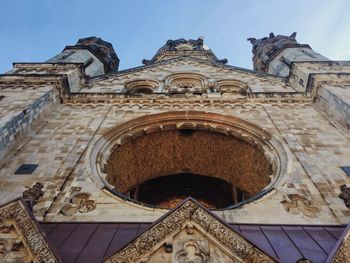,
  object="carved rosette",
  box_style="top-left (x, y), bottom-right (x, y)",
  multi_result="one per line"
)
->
top-left (0, 199), bottom-right (59, 262)
top-left (104, 199), bottom-right (276, 263)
